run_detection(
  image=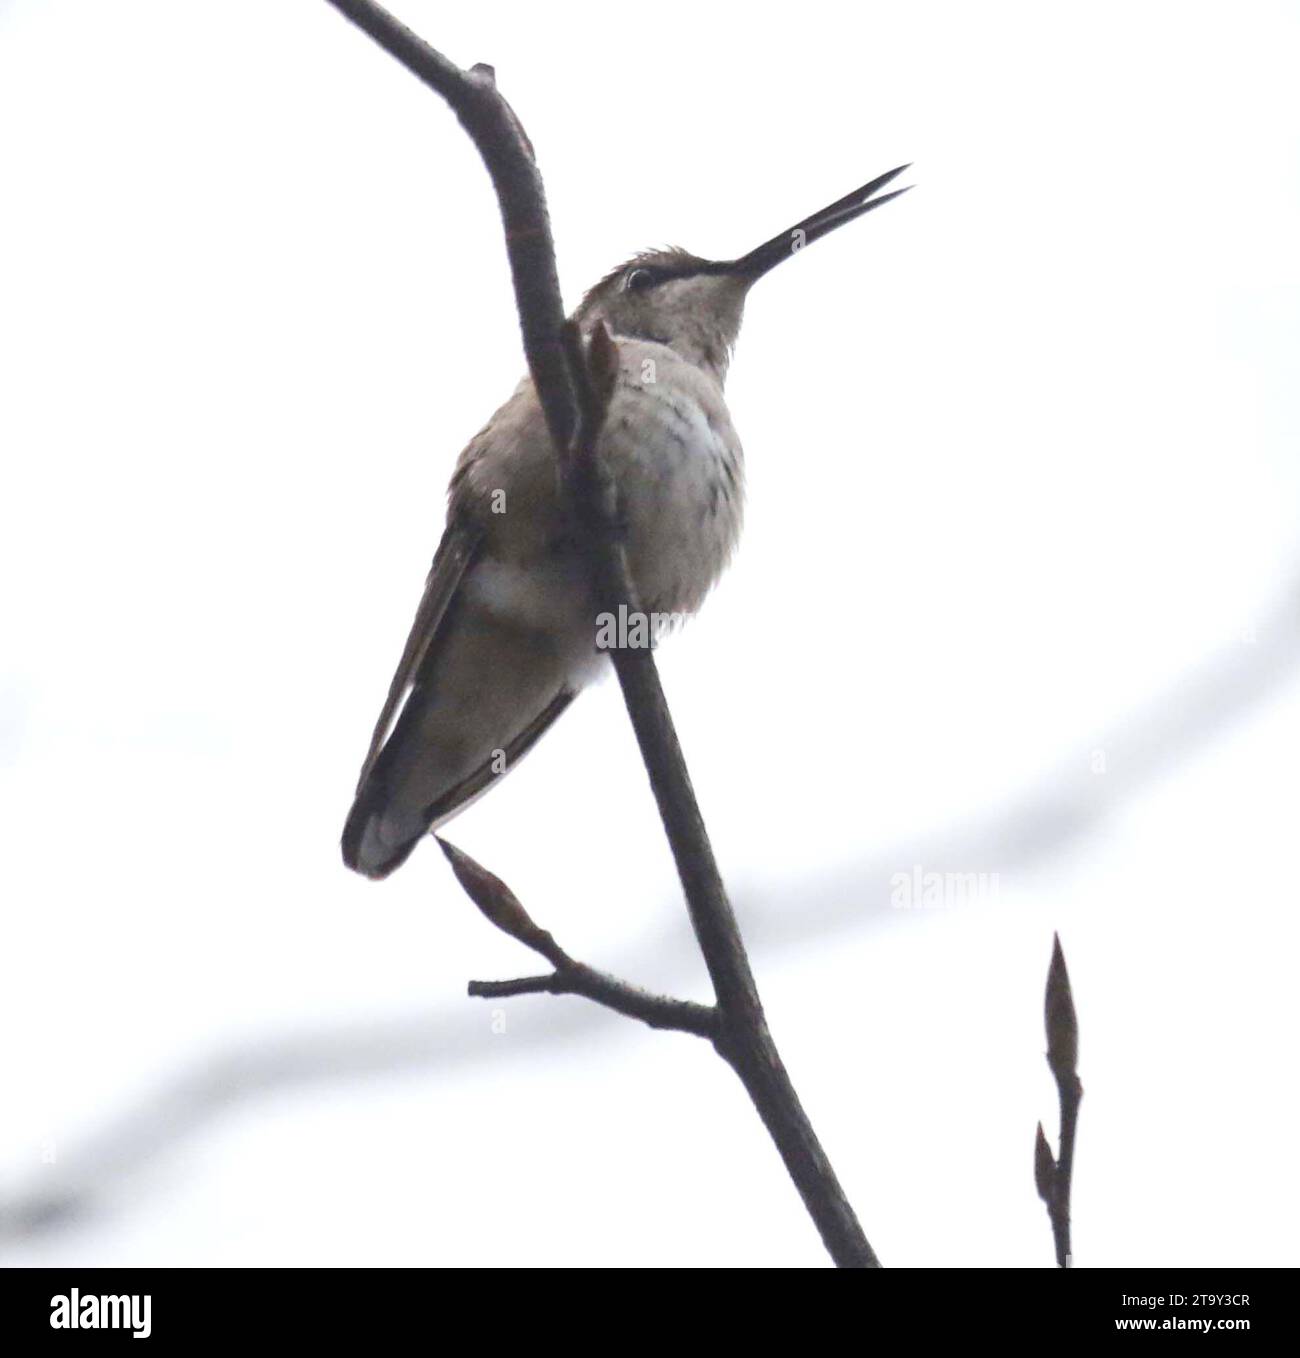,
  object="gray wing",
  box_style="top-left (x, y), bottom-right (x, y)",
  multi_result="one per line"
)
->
top-left (354, 521), bottom-right (479, 792)
top-left (343, 378), bottom-right (579, 879)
